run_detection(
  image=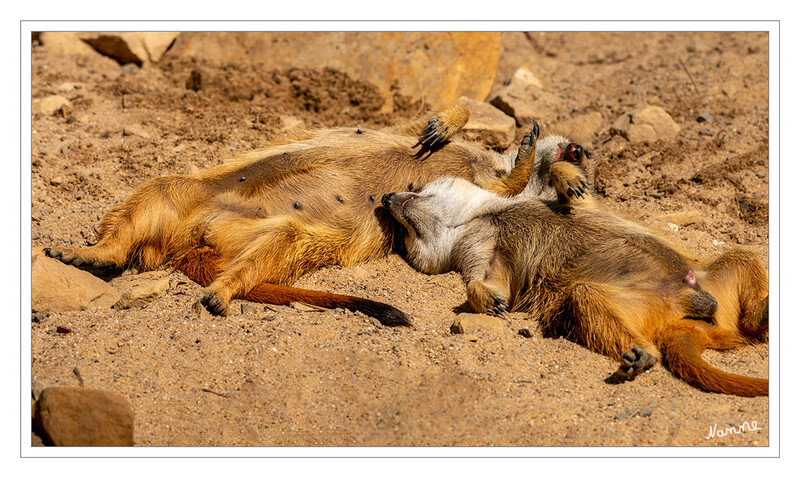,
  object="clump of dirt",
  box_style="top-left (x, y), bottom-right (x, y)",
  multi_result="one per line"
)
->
top-left (30, 31), bottom-right (769, 448)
